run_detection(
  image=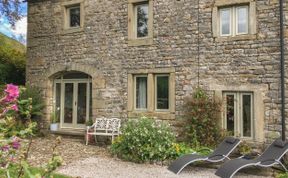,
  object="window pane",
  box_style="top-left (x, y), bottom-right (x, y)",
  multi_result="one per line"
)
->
top-left (70, 7), bottom-right (80, 27)
top-left (242, 95), bottom-right (252, 137)
top-left (77, 83), bottom-right (87, 124)
top-left (237, 7), bottom-right (248, 34)
top-left (156, 76), bottom-right (169, 110)
top-left (55, 83), bottom-right (61, 122)
top-left (64, 83), bottom-right (73, 124)
top-left (89, 83), bottom-right (92, 119)
top-left (136, 77), bottom-right (147, 109)
top-left (226, 95), bottom-right (235, 135)
top-left (136, 3), bottom-right (149, 38)
top-left (220, 9), bottom-right (231, 35)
